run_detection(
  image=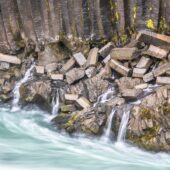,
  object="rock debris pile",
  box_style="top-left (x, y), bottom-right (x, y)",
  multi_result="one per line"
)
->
top-left (0, 30), bottom-right (170, 151)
